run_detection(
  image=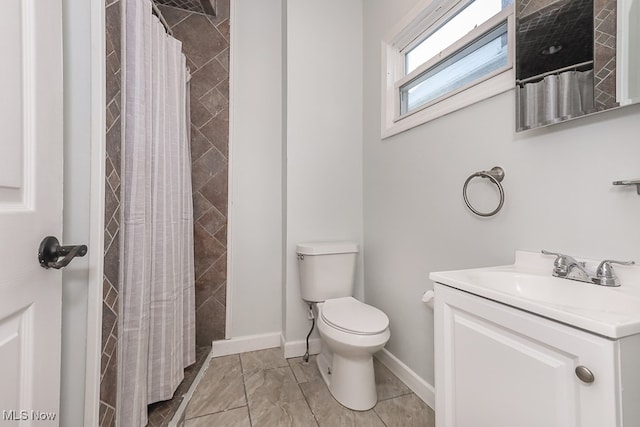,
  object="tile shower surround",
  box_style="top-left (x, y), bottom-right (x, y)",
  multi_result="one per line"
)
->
top-left (157, 1), bottom-right (231, 347)
top-left (100, 1), bottom-right (229, 425)
top-left (100, 0), bottom-right (122, 425)
top-left (155, 0), bottom-right (215, 16)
